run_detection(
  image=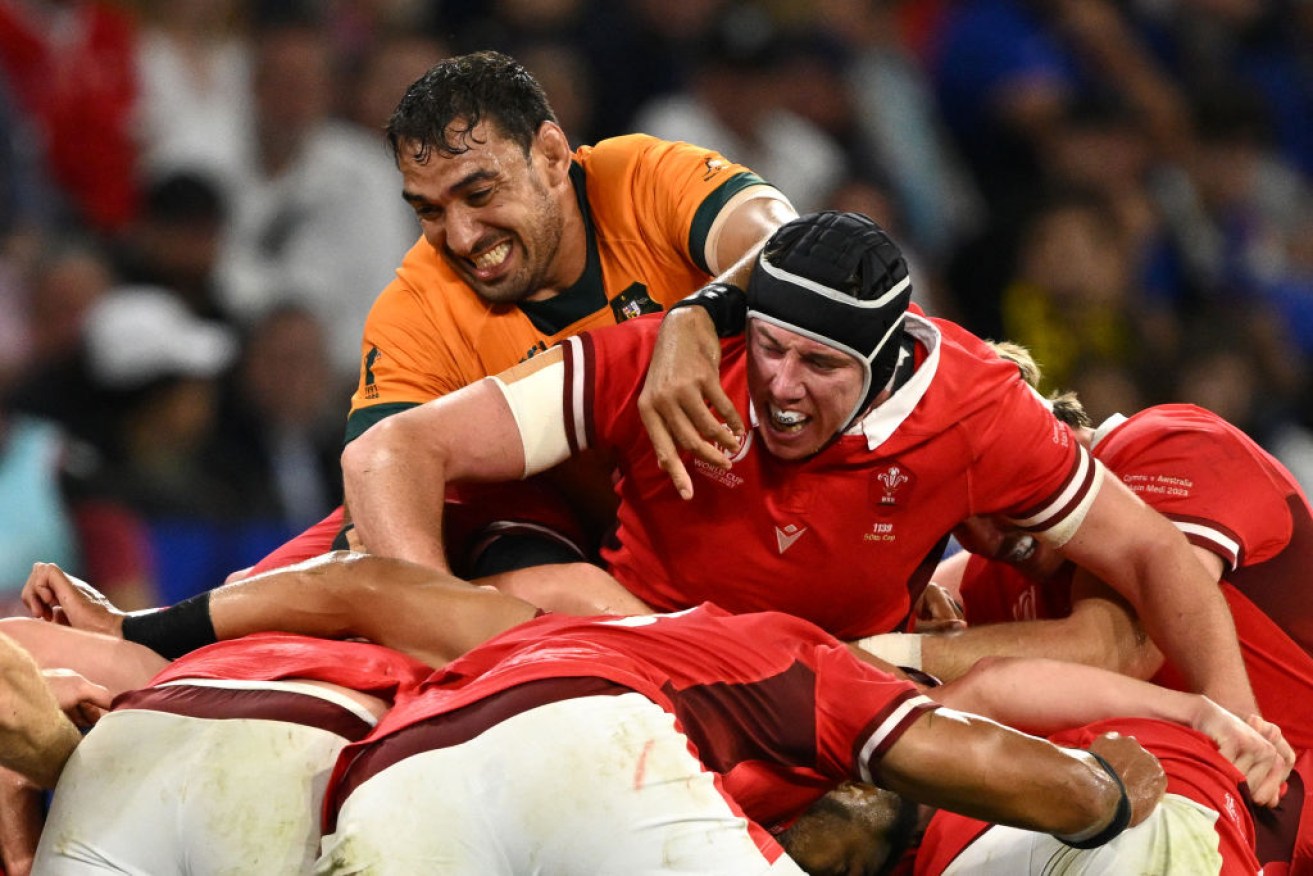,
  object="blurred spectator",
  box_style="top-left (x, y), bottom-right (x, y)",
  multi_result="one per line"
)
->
top-left (0, 241), bottom-right (33, 392)
top-left (213, 17), bottom-right (416, 381)
top-left (0, 404), bottom-right (77, 610)
top-left (928, 0), bottom-right (1077, 211)
top-left (0, 264), bottom-right (157, 612)
top-left (1232, 2), bottom-right (1313, 180)
top-left (767, 29), bottom-right (895, 199)
top-left (209, 304), bottom-right (344, 532)
top-left (324, 0), bottom-right (438, 75)
top-left (72, 285), bottom-right (268, 603)
top-left (1173, 326), bottom-right (1271, 438)
top-left (998, 188), bottom-right (1169, 400)
top-left (80, 286), bottom-right (239, 520)
top-left (633, 5), bottom-right (847, 211)
top-left (1064, 358), bottom-right (1148, 427)
top-left (934, 0), bottom-right (1199, 339)
top-left (133, 0), bottom-right (252, 192)
top-left (110, 170), bottom-right (230, 323)
top-left (1154, 85), bottom-right (1308, 312)
top-left (442, 0), bottom-right (666, 138)
top-left (823, 171), bottom-right (954, 320)
top-left (1043, 96), bottom-right (1161, 273)
top-left (0, 376), bottom-right (155, 613)
top-left (1262, 207), bottom-right (1313, 361)
top-left (809, 0), bottom-right (983, 261)
top-left (0, 67), bottom-right (57, 241)
top-left (345, 27), bottom-right (447, 134)
top-left (517, 39), bottom-right (598, 146)
top-left (24, 238), bottom-right (110, 367)
top-left (0, 0), bottom-right (140, 233)
top-left (603, 0), bottom-right (730, 134)
top-left (5, 237), bottom-right (116, 453)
